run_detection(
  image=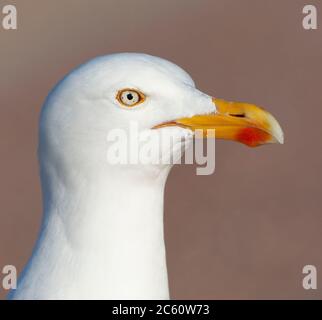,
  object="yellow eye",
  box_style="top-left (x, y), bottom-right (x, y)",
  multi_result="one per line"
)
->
top-left (116, 89), bottom-right (145, 107)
